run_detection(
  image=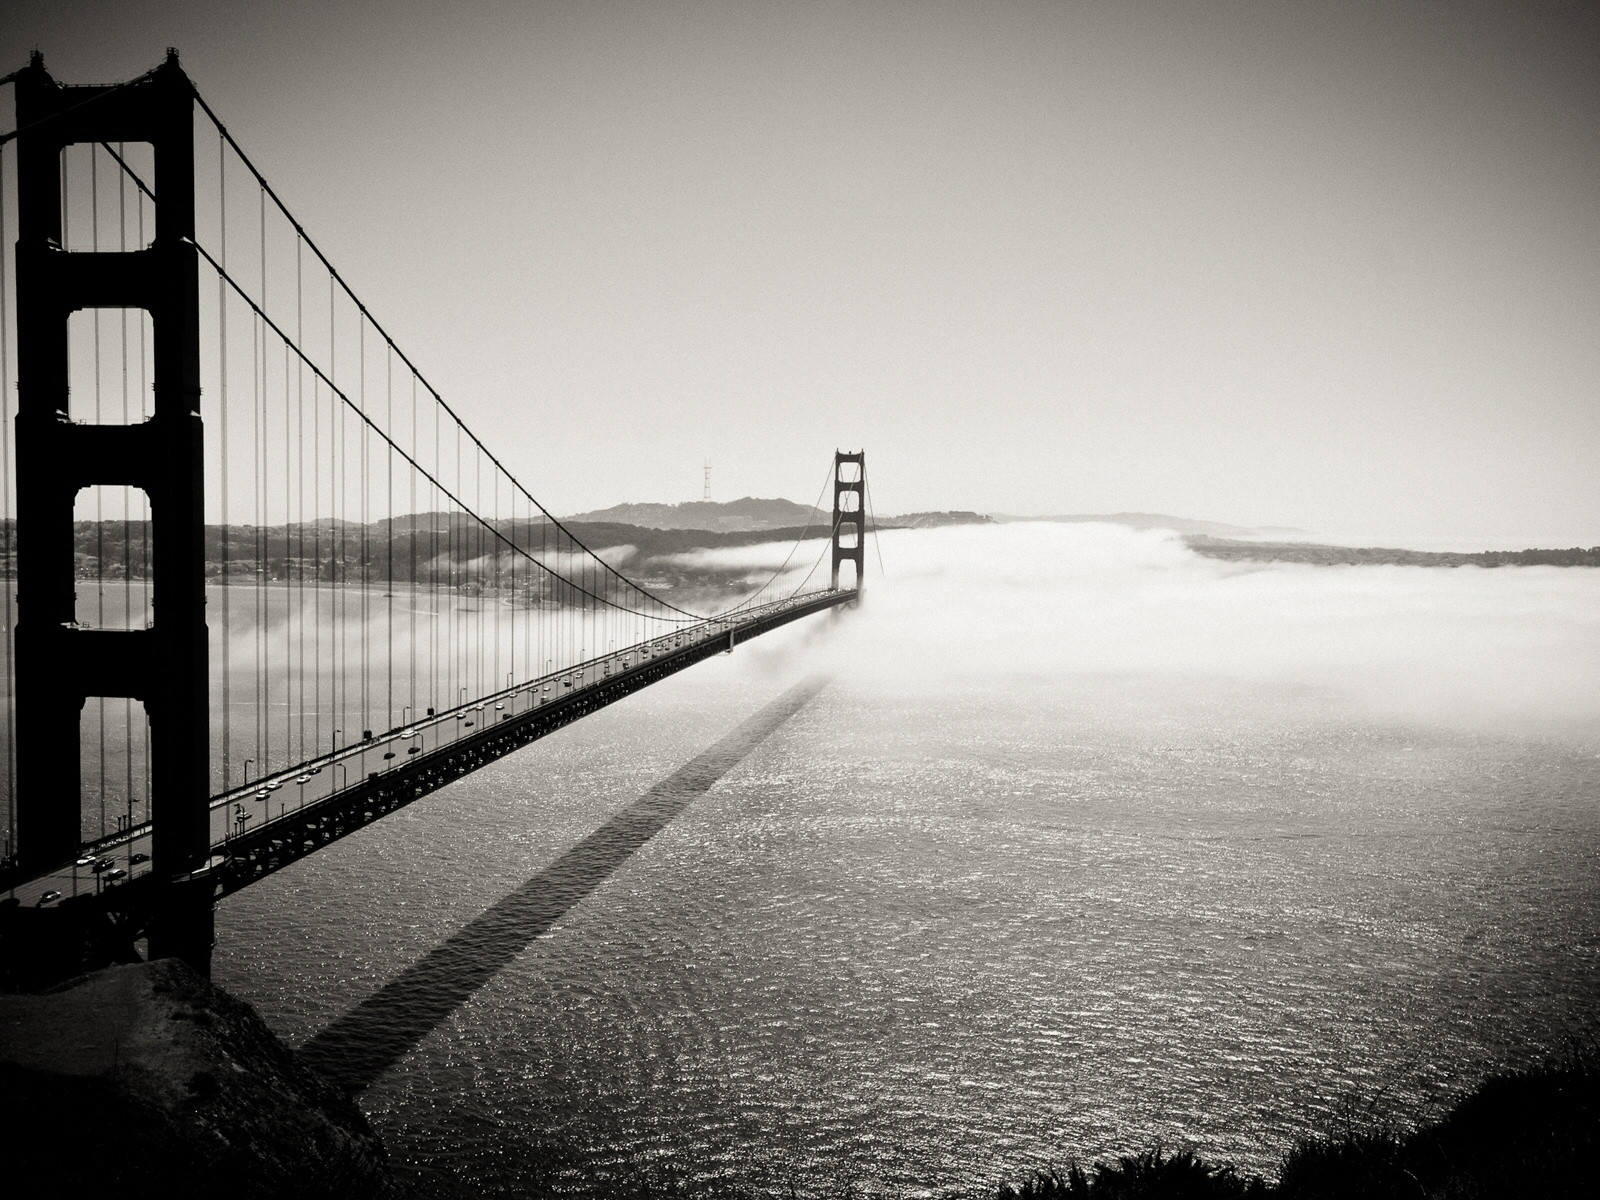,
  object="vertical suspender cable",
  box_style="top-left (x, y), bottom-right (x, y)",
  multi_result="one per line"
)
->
top-left (119, 145), bottom-right (133, 825)
top-left (91, 145), bottom-right (108, 840)
top-left (252, 231), bottom-right (261, 779)
top-left (258, 184), bottom-right (268, 776)
top-left (360, 321), bottom-right (368, 737)
top-left (453, 421), bottom-right (460, 708)
top-left (470, 448), bottom-right (476, 694)
top-left (865, 474), bottom-right (887, 578)
top-left (218, 131), bottom-right (231, 792)
top-left (382, 342), bottom-right (392, 729)
top-left (331, 302), bottom-right (341, 755)
top-left (410, 374), bottom-right (417, 717)
top-left (432, 399), bottom-right (439, 713)
top-left (138, 175), bottom-right (150, 813)
top-left (295, 238), bottom-right (305, 763)
top-left (313, 273), bottom-right (326, 757)
top-left (0, 142), bottom-right (13, 862)
top-left (327, 278), bottom-right (337, 757)
top-left (281, 339), bottom-right (291, 769)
